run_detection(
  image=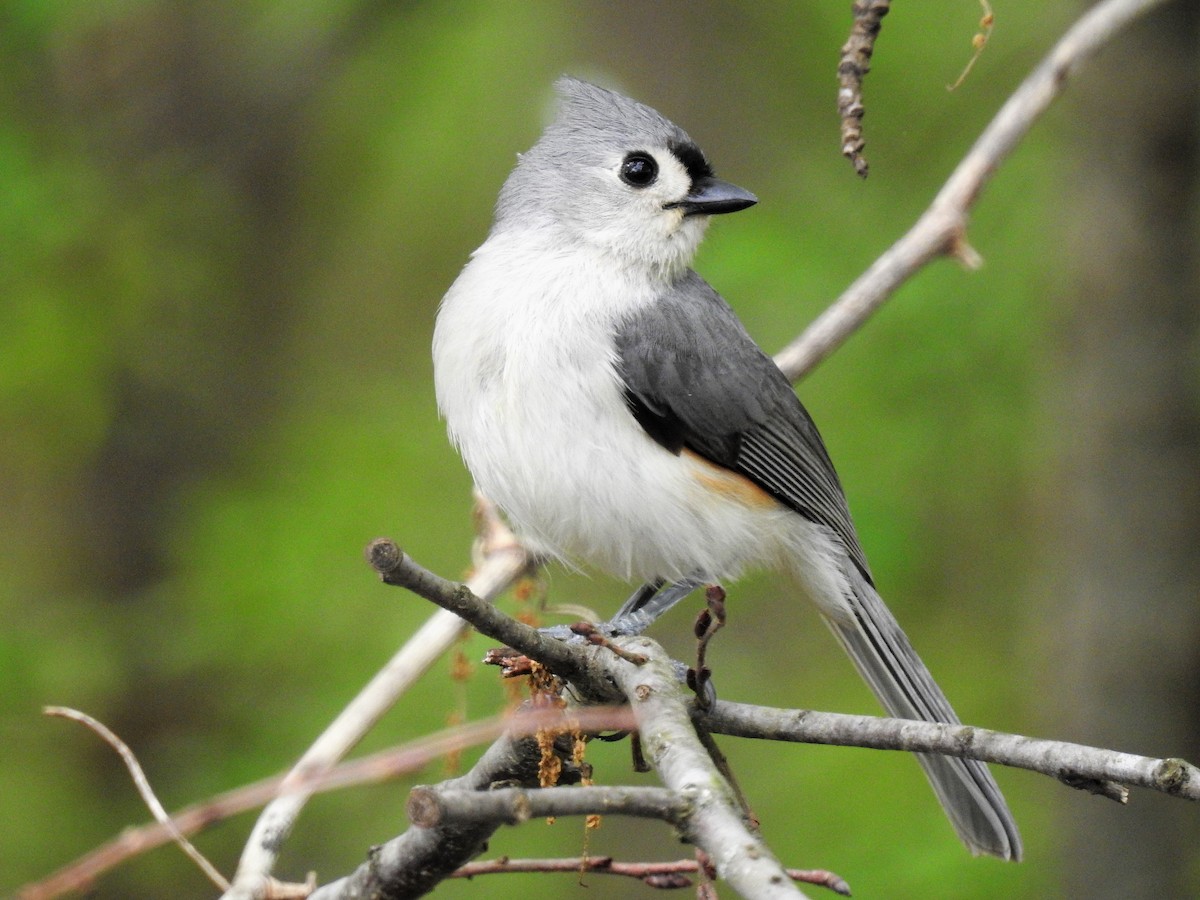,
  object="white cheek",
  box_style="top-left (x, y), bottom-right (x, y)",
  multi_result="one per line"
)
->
top-left (651, 155), bottom-right (709, 247)
top-left (655, 158), bottom-right (692, 203)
